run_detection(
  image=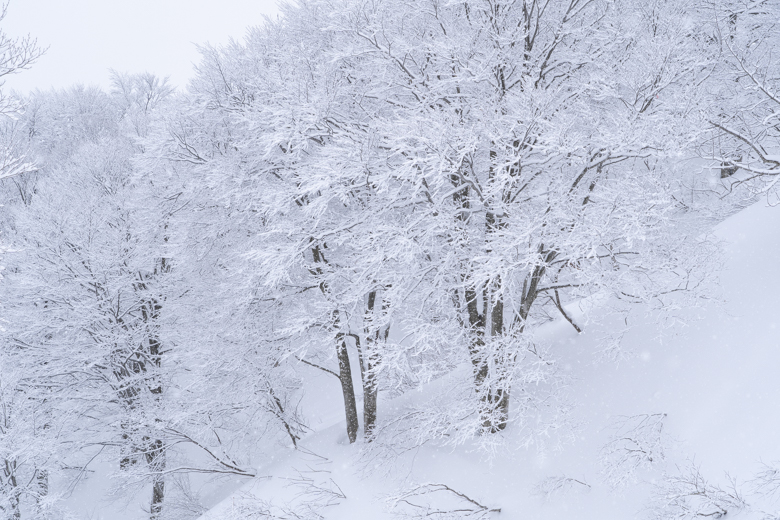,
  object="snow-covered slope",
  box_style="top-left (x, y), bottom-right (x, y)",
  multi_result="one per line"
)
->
top-left (194, 200), bottom-right (780, 519)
